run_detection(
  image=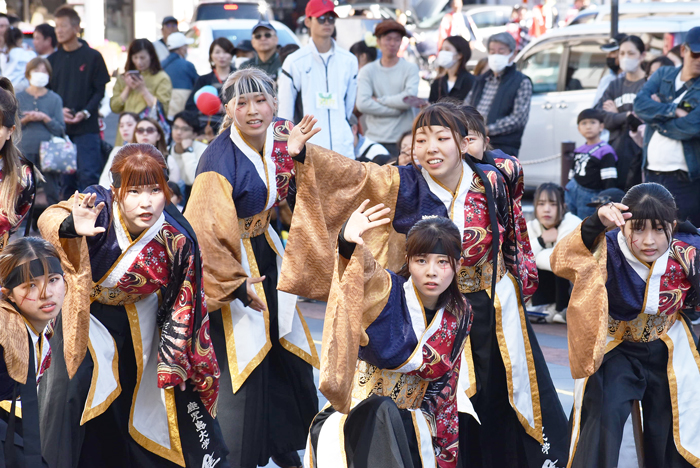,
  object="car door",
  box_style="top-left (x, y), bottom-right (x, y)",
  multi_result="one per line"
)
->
top-left (517, 41), bottom-right (565, 187)
top-left (552, 40), bottom-right (608, 148)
